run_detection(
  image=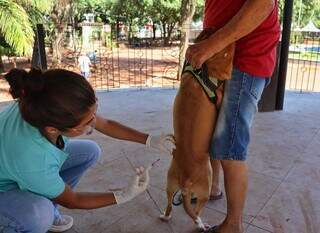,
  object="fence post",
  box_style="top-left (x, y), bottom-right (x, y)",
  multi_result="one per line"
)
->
top-left (275, 0), bottom-right (294, 110)
top-left (31, 24), bottom-right (47, 70)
